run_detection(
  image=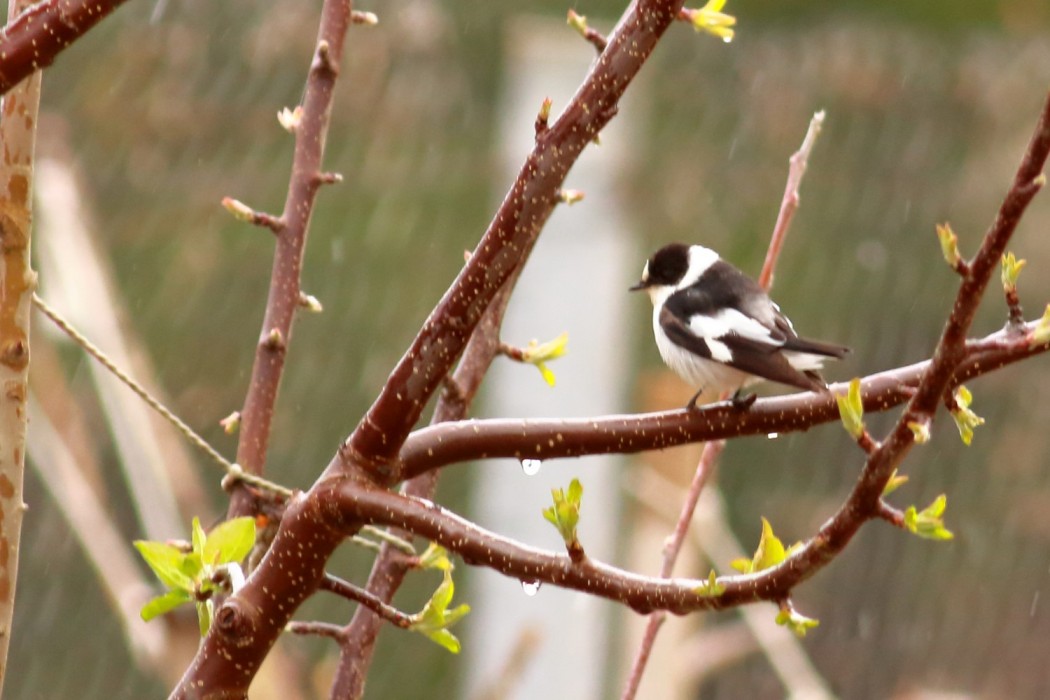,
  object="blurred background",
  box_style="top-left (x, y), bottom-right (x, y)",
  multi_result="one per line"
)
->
top-left (11, 0), bottom-right (1050, 697)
